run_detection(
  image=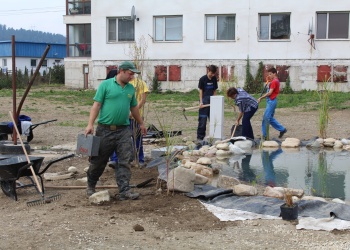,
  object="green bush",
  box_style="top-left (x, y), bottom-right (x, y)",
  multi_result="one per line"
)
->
top-left (151, 74), bottom-right (162, 93)
top-left (50, 64), bottom-right (65, 84)
top-left (283, 75), bottom-right (294, 94)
